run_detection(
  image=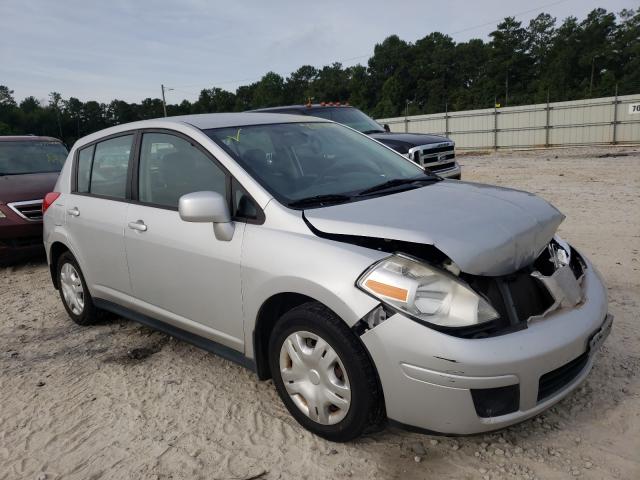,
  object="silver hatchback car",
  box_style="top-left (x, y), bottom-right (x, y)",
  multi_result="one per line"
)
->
top-left (43, 113), bottom-right (612, 441)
